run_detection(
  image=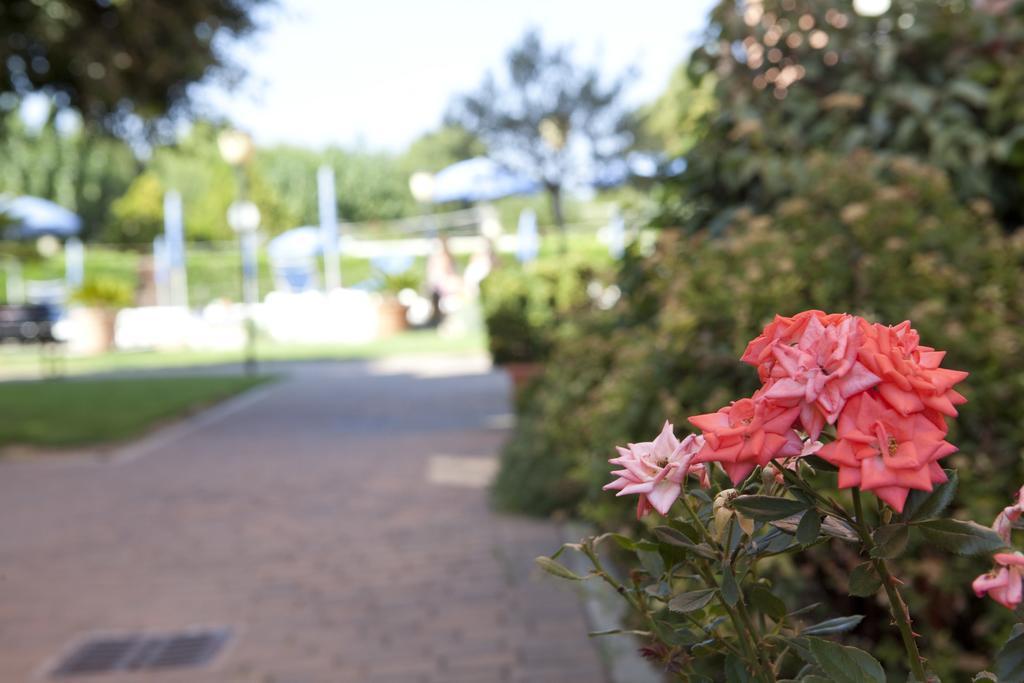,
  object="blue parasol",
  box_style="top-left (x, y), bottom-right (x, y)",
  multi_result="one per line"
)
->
top-left (429, 157), bottom-right (541, 204)
top-left (0, 195), bottom-right (83, 239)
